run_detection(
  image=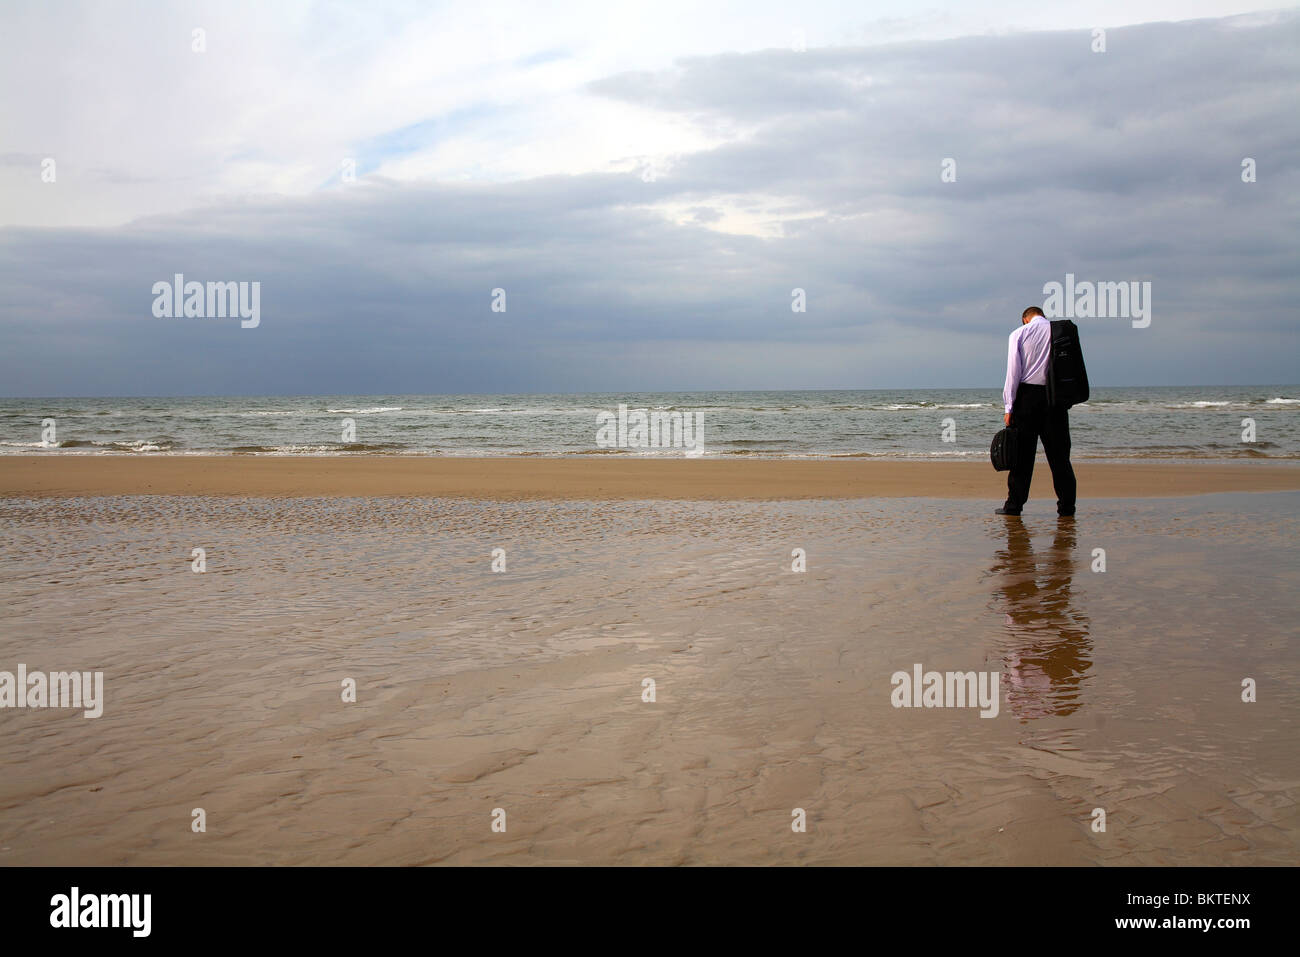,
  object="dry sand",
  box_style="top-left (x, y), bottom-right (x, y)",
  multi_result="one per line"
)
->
top-left (3, 454), bottom-right (1299, 499)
